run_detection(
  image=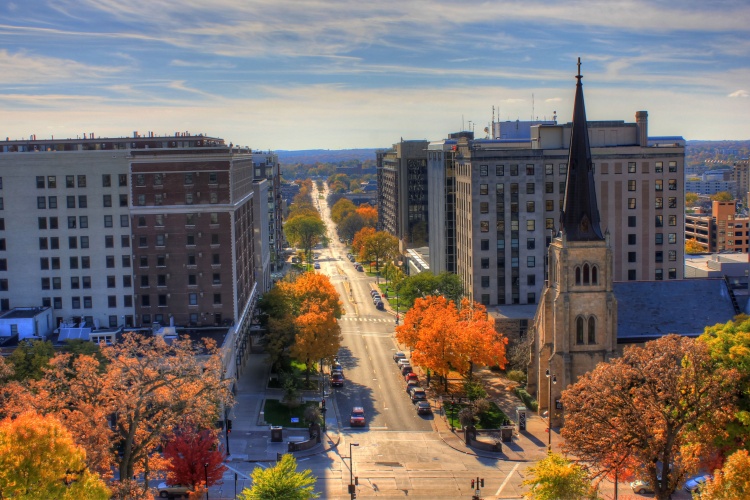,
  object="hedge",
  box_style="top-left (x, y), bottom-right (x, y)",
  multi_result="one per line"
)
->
top-left (513, 387), bottom-right (538, 411)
